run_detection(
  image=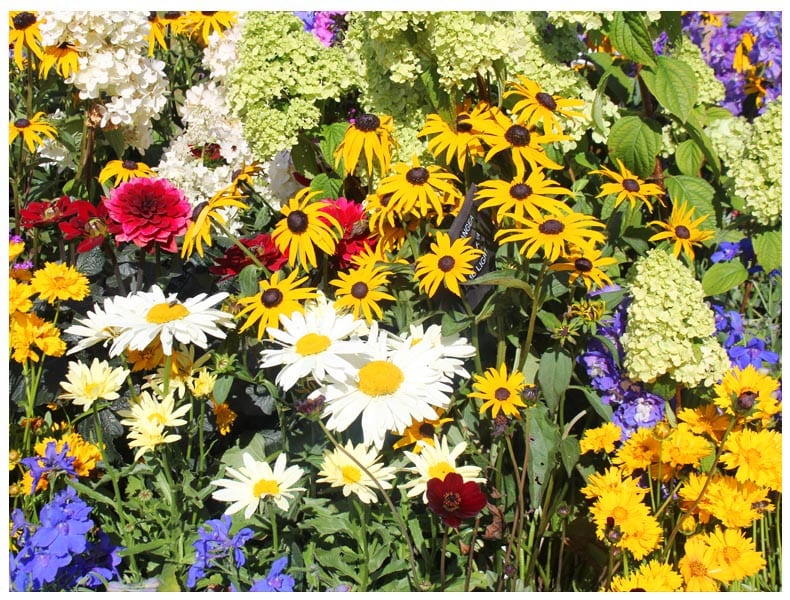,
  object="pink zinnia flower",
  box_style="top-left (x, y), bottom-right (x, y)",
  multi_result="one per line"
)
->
top-left (104, 178), bottom-right (191, 253)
